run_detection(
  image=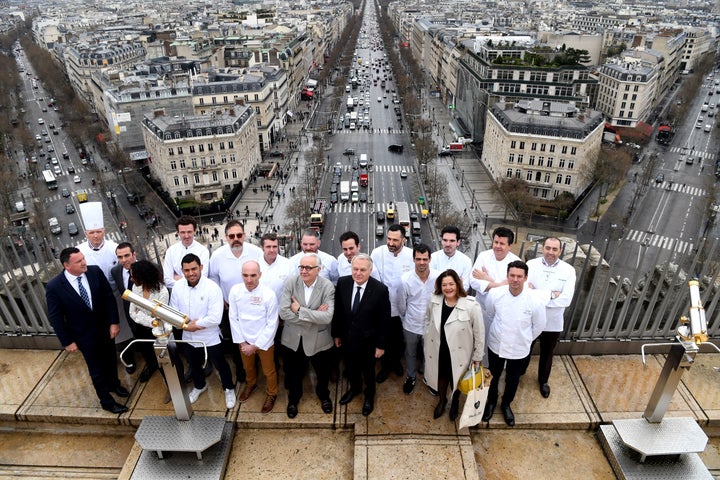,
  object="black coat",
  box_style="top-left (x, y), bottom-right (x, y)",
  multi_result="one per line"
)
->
top-left (332, 275), bottom-right (390, 350)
